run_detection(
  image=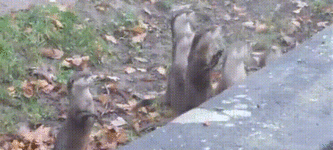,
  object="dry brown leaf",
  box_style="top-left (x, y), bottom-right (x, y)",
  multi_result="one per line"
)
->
top-left (134, 57), bottom-right (148, 63)
top-left (52, 19), bottom-right (63, 29)
top-left (133, 122), bottom-right (140, 133)
top-left (233, 5), bottom-right (246, 13)
top-left (106, 83), bottom-right (117, 92)
top-left (36, 79), bottom-right (49, 89)
top-left (100, 142), bottom-right (117, 149)
top-left (25, 27), bottom-right (33, 33)
top-left (40, 48), bottom-right (64, 59)
top-left (22, 80), bottom-right (34, 98)
top-left (116, 128), bottom-right (128, 144)
top-left (156, 66), bottom-right (166, 76)
top-left (116, 104), bottom-right (131, 111)
top-left (293, 8), bottom-right (302, 14)
top-left (64, 56), bottom-right (90, 70)
top-left (33, 126), bottom-right (52, 144)
top-left (124, 67), bottom-right (136, 74)
top-left (128, 100), bottom-right (138, 108)
top-left (136, 68), bottom-right (147, 72)
top-left (143, 94), bottom-right (156, 100)
top-left (132, 32), bottom-right (147, 43)
top-left (7, 86), bottom-right (15, 96)
top-left (293, 0), bottom-right (308, 8)
top-left (255, 24), bottom-right (268, 33)
top-left (317, 21), bottom-right (329, 27)
top-left (292, 19), bottom-right (301, 28)
top-left (42, 84), bottom-right (55, 94)
top-left (242, 21), bottom-right (255, 29)
top-left (148, 112), bottom-right (159, 119)
top-left (98, 94), bottom-right (109, 106)
top-left (111, 117), bottom-right (127, 127)
top-left (80, 56), bottom-right (90, 69)
top-left (104, 126), bottom-right (128, 145)
top-left (20, 125), bottom-right (52, 144)
top-left (61, 59), bottom-right (72, 68)
top-left (106, 76), bottom-right (121, 82)
top-left (139, 107), bottom-right (148, 113)
top-left (96, 6), bottom-right (106, 12)
top-left (11, 140), bottom-right (24, 150)
top-left (281, 32), bottom-right (295, 46)
top-left (105, 34), bottom-right (118, 44)
top-left (71, 57), bottom-right (83, 67)
top-left (223, 14), bottom-right (231, 21)
top-left (132, 26), bottom-right (146, 34)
